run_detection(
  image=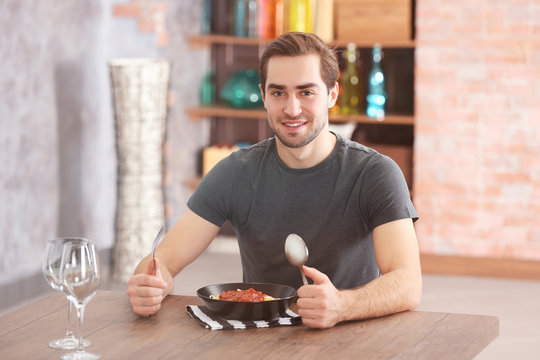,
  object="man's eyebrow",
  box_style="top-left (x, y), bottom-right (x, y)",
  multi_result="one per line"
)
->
top-left (267, 83), bottom-right (285, 90)
top-left (267, 83), bottom-right (320, 90)
top-left (297, 83), bottom-right (320, 90)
